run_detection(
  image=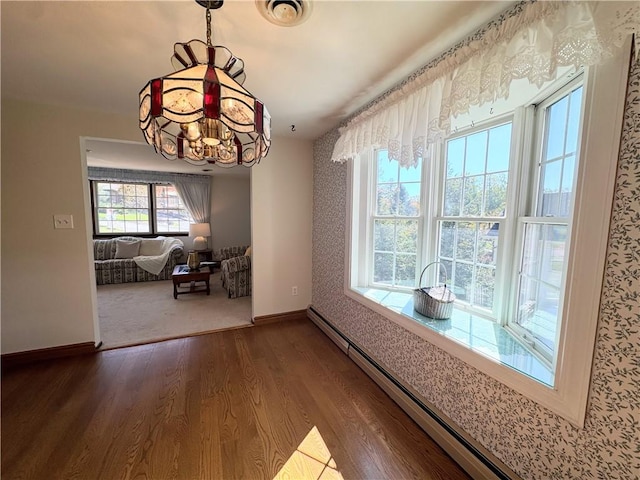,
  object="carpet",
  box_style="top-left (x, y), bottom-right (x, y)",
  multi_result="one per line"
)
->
top-left (96, 270), bottom-right (252, 349)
